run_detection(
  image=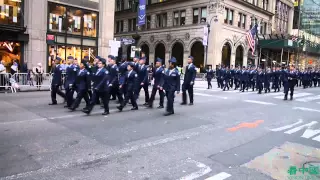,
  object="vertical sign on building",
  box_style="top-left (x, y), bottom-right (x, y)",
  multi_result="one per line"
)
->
top-left (138, 0), bottom-right (146, 26)
top-left (203, 26), bottom-right (208, 46)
